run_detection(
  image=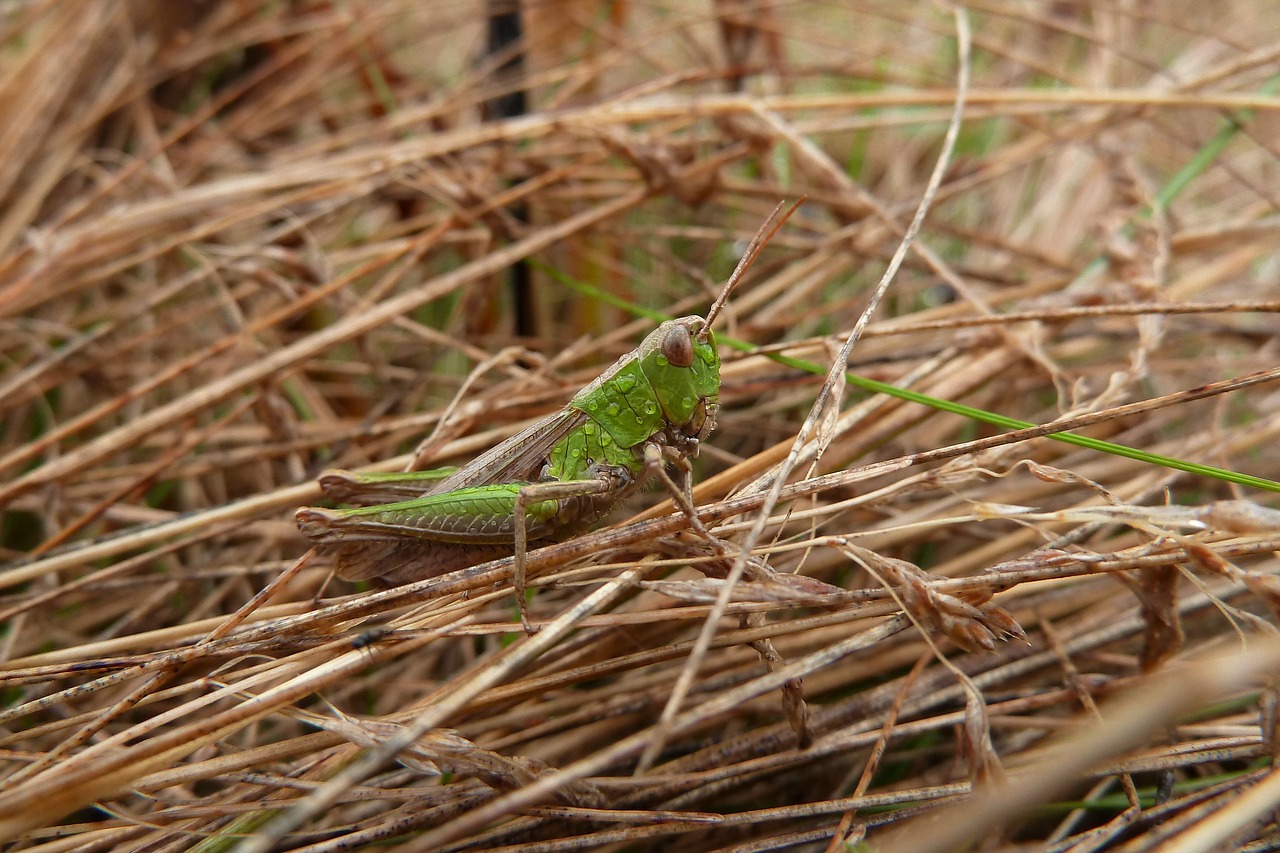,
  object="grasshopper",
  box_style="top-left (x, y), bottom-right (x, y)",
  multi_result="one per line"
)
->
top-left (296, 202), bottom-right (800, 630)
